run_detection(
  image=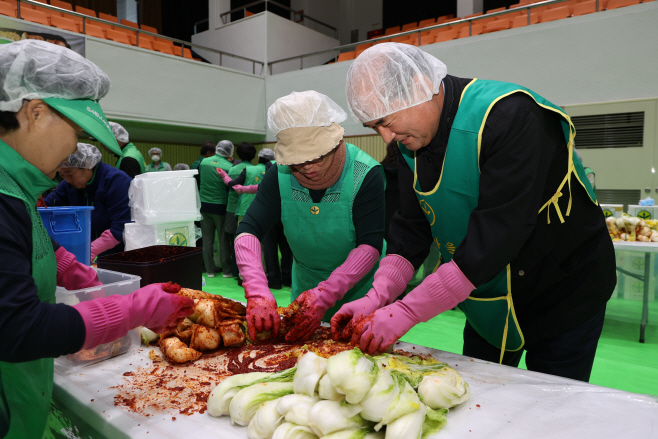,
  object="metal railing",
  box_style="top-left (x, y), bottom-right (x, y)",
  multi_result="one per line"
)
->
top-left (267, 0), bottom-right (608, 73)
top-left (219, 0), bottom-right (337, 39)
top-left (14, 0), bottom-right (265, 75)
